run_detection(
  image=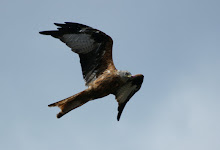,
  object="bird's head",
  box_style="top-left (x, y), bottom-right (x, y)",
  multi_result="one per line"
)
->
top-left (117, 70), bottom-right (132, 82)
top-left (117, 70), bottom-right (144, 83)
